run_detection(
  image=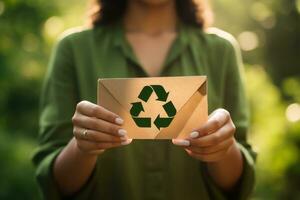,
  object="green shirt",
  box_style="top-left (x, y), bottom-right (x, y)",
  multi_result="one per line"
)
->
top-left (32, 22), bottom-right (256, 200)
